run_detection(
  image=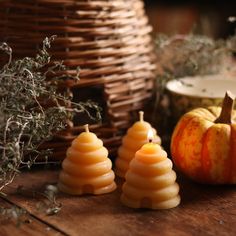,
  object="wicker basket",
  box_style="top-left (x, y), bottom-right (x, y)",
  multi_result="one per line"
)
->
top-left (0, 0), bottom-right (157, 160)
